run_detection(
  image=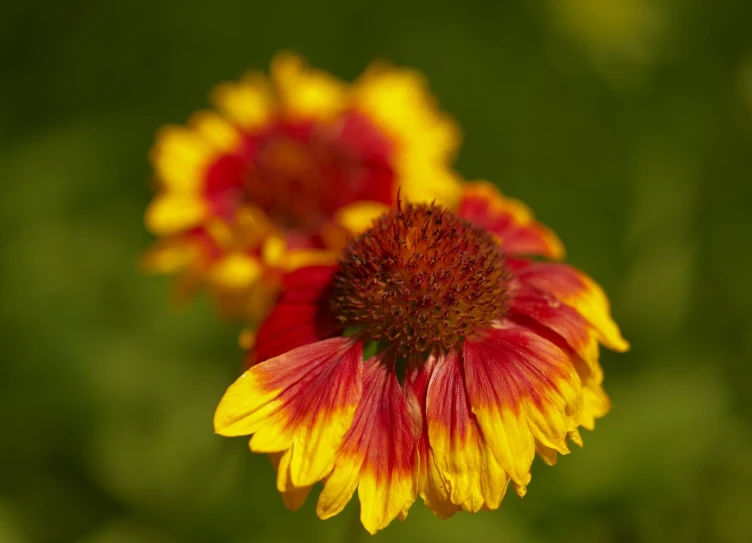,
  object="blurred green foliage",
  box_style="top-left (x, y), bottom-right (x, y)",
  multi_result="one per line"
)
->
top-left (2, 0), bottom-right (752, 541)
